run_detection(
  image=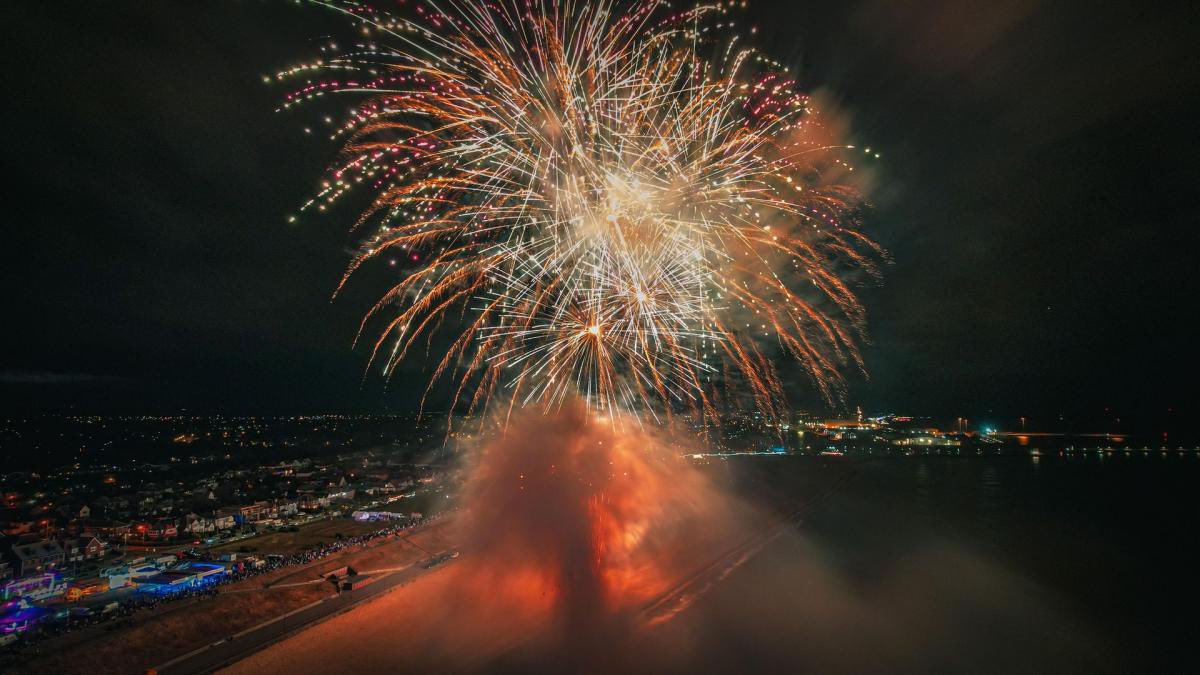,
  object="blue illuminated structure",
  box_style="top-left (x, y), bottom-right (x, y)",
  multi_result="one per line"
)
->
top-left (135, 562), bottom-right (226, 596)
